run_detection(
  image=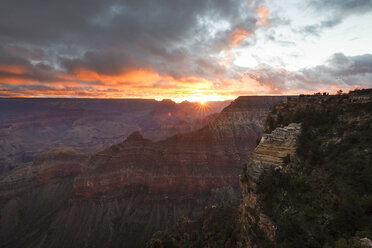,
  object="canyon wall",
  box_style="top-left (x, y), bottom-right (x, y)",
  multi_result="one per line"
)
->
top-left (239, 90), bottom-right (372, 247)
top-left (0, 96), bottom-right (284, 248)
top-left (144, 90), bottom-right (372, 248)
top-left (239, 123), bottom-right (301, 247)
